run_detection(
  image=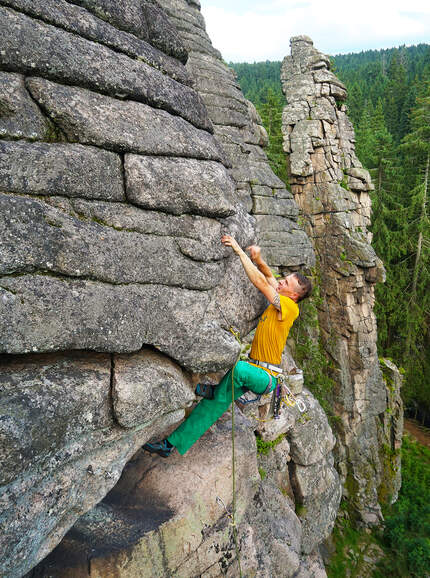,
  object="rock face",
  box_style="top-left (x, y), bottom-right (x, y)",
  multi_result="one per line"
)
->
top-left (281, 36), bottom-right (403, 523)
top-left (0, 2), bottom-right (323, 577)
top-left (157, 0), bottom-right (315, 275)
top-left (31, 396), bottom-right (340, 577)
